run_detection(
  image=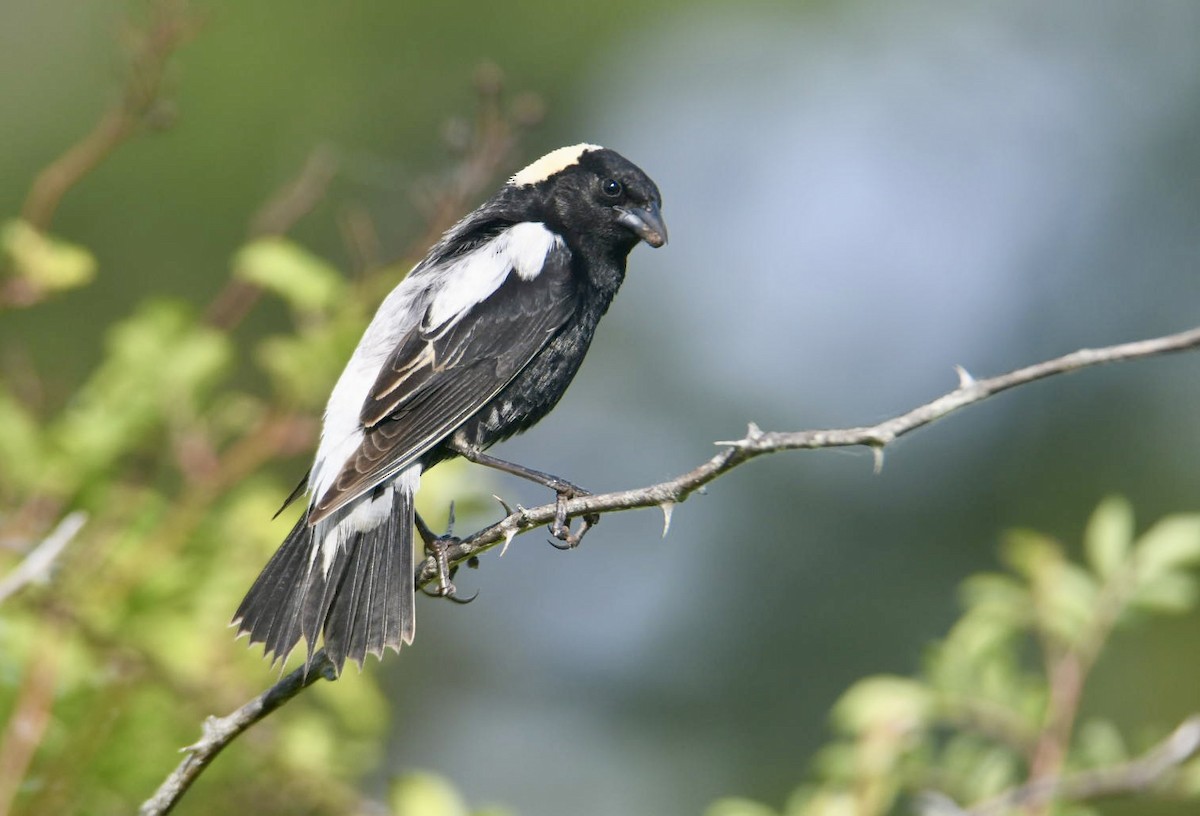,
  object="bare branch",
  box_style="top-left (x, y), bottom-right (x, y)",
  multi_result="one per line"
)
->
top-left (138, 652), bottom-right (336, 816)
top-left (417, 325), bottom-right (1200, 582)
top-left (19, 0), bottom-right (199, 231)
top-left (920, 715), bottom-right (1200, 816)
top-left (146, 324), bottom-right (1200, 812)
top-left (203, 147), bottom-right (341, 331)
top-left (0, 512), bottom-right (86, 606)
